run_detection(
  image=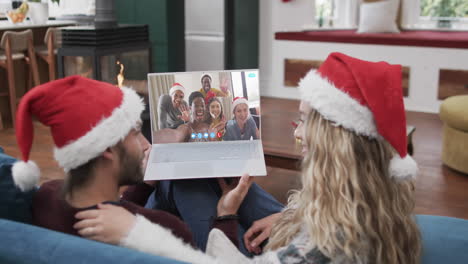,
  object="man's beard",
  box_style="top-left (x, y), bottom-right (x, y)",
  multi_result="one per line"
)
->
top-left (117, 146), bottom-right (144, 186)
